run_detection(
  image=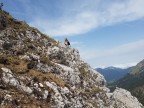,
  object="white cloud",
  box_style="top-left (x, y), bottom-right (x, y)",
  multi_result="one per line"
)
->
top-left (30, 0), bottom-right (144, 37)
top-left (78, 40), bottom-right (144, 67)
top-left (112, 62), bottom-right (137, 69)
top-left (96, 62), bottom-right (137, 69)
top-left (80, 40), bottom-right (144, 59)
top-left (30, 12), bottom-right (99, 36)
